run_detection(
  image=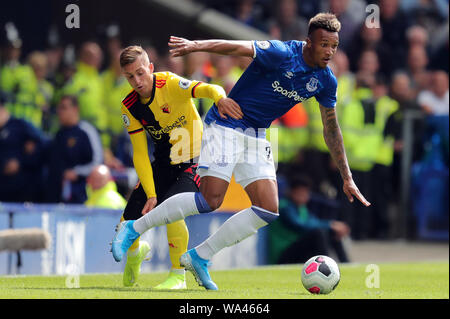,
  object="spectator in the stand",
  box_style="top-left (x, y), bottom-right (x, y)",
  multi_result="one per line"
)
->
top-left (268, 175), bottom-right (350, 264)
top-left (4, 51), bottom-right (53, 131)
top-left (184, 52), bottom-right (215, 117)
top-left (297, 0), bottom-right (321, 20)
top-left (142, 43), bottom-right (162, 72)
top-left (52, 45), bottom-right (77, 107)
top-left (406, 26), bottom-right (431, 84)
top-left (406, 45), bottom-right (431, 96)
top-left (0, 92), bottom-right (48, 203)
top-left (418, 70), bottom-right (449, 164)
top-left (0, 23), bottom-right (28, 93)
top-left (268, 0), bottom-right (309, 41)
top-left (230, 55), bottom-right (252, 81)
top-left (417, 70), bottom-right (449, 115)
top-left (232, 0), bottom-right (267, 31)
top-left (85, 164), bottom-right (126, 209)
top-left (45, 95), bottom-right (103, 203)
top-left (210, 55), bottom-right (237, 94)
top-left (44, 42), bottom-right (64, 86)
top-left (429, 34), bottom-right (449, 73)
top-left (269, 103), bottom-right (309, 175)
top-left (330, 49), bottom-right (355, 109)
top-left (368, 75), bottom-right (400, 239)
top-left (390, 71), bottom-right (421, 113)
top-left (60, 42), bottom-right (108, 147)
top-left (163, 53), bottom-right (185, 76)
top-left (388, 71), bottom-right (425, 200)
top-left (403, 0), bottom-right (448, 33)
top-left (406, 25), bottom-right (429, 50)
top-left (322, 0), bottom-right (365, 52)
top-left (101, 49), bottom-right (131, 170)
top-left (0, 23), bottom-right (35, 122)
top-left (347, 24), bottom-right (393, 79)
top-left (104, 24), bottom-right (123, 71)
top-left (26, 51), bottom-right (54, 131)
top-left (184, 51), bottom-right (213, 82)
top-left (378, 0), bottom-right (410, 70)
top-left (357, 49), bottom-right (380, 78)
